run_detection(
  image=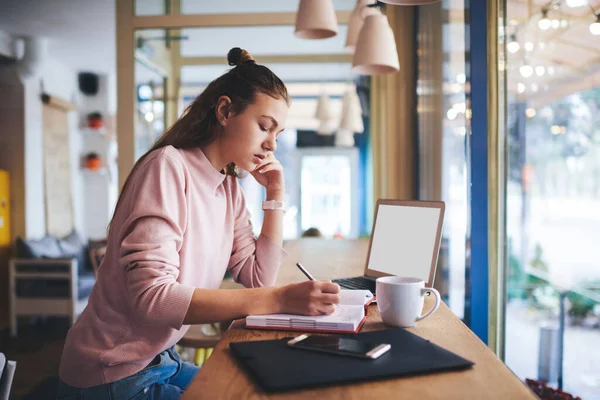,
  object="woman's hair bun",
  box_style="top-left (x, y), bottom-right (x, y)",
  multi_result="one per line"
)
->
top-left (227, 47), bottom-right (255, 67)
